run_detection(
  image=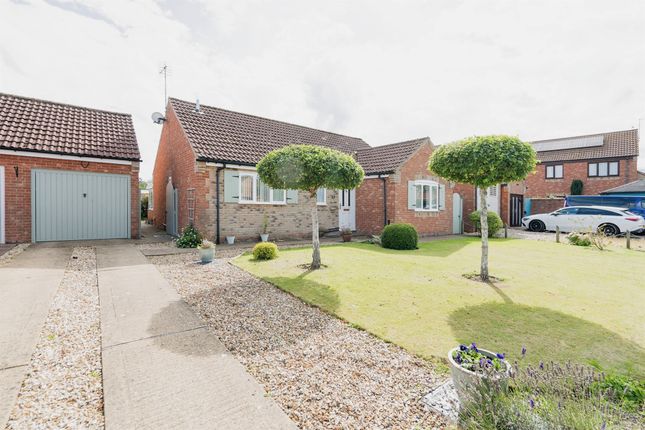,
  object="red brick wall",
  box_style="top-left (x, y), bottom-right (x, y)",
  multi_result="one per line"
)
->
top-left (525, 157), bottom-right (638, 198)
top-left (152, 104), bottom-right (212, 238)
top-left (0, 153), bottom-right (140, 243)
top-left (530, 198), bottom-right (565, 215)
top-left (356, 177), bottom-right (394, 235)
